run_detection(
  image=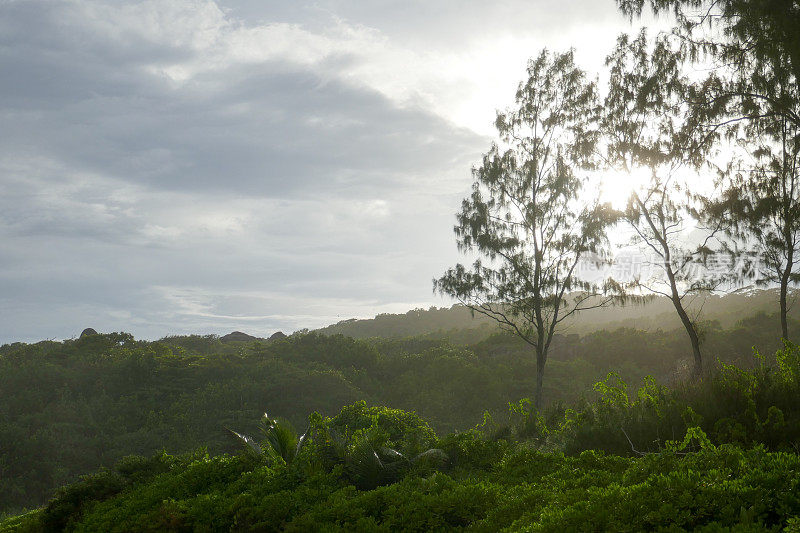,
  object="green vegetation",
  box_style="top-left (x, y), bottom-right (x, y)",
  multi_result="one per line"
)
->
top-left (4, 338), bottom-right (800, 531)
top-left (0, 308), bottom-right (797, 520)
